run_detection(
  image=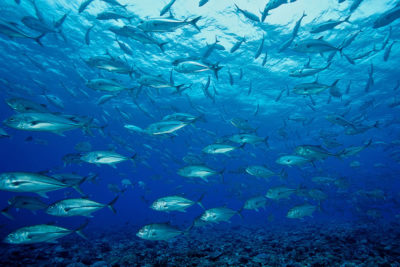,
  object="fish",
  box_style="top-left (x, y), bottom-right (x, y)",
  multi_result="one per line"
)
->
top-left (200, 207), bottom-right (242, 223)
top-left (138, 74), bottom-right (184, 92)
top-left (230, 37), bottom-right (245, 53)
top-left (96, 12), bottom-right (135, 22)
top-left (46, 196), bottom-right (118, 217)
top-left (243, 196), bottom-right (267, 212)
top-left (293, 79), bottom-right (339, 95)
top-left (199, 0), bottom-right (209, 7)
top-left (246, 166), bottom-right (286, 179)
top-left (101, 0), bottom-right (127, 9)
top-left (254, 34), bottom-right (265, 59)
top-left (85, 25), bottom-right (94, 45)
top-left (138, 17), bottom-right (201, 32)
top-left (6, 97), bottom-right (48, 113)
top-left (310, 15), bottom-right (351, 33)
top-left (136, 223), bottom-right (185, 241)
top-left (86, 78), bottom-right (133, 92)
top-left (325, 114), bottom-right (357, 128)
top-left (151, 195), bottom-right (204, 212)
top-left (292, 11), bottom-right (307, 38)
top-left (276, 155), bottom-right (311, 166)
top-left (162, 113), bottom-right (203, 123)
top-left (289, 62), bottom-right (331, 77)
top-left (160, 0), bottom-right (176, 16)
top-left (4, 222), bottom-right (87, 244)
top-left (295, 145), bottom-right (338, 160)
top-left (384, 41), bottom-right (396, 62)
top-left (287, 204), bottom-right (317, 219)
top-left (373, 4), bottom-right (400, 28)
top-left (80, 151), bottom-right (136, 168)
top-left (266, 186), bottom-right (297, 200)
top-left (0, 172), bottom-right (86, 198)
top-left (345, 122), bottom-right (379, 135)
top-left (178, 165), bottom-right (224, 182)
top-left (294, 37), bottom-right (342, 54)
top-left (235, 4), bottom-right (260, 22)
top-left (3, 112), bottom-right (93, 135)
top-left (1, 196), bottom-right (48, 219)
top-left (84, 55), bottom-right (134, 76)
top-left (229, 133), bottom-right (268, 146)
top-left (109, 26), bottom-right (167, 52)
top-left (174, 60), bottom-right (222, 79)
top-left (338, 139), bottom-right (372, 158)
top-left (78, 0), bottom-right (94, 13)
top-left (202, 143), bottom-right (243, 154)
top-left (0, 127), bottom-right (10, 138)
top-left (145, 120), bottom-right (188, 135)
top-left (261, 0), bottom-right (297, 22)
top-left (0, 20), bottom-right (44, 46)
